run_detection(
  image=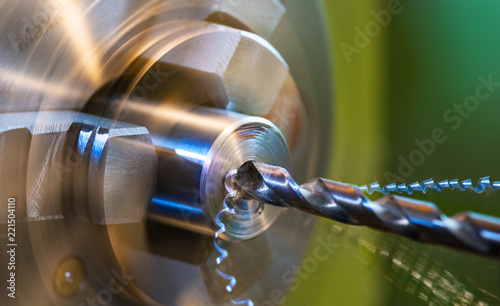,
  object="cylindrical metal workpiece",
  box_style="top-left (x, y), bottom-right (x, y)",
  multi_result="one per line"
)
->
top-left (146, 105), bottom-right (290, 240)
top-left (82, 19), bottom-right (312, 240)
